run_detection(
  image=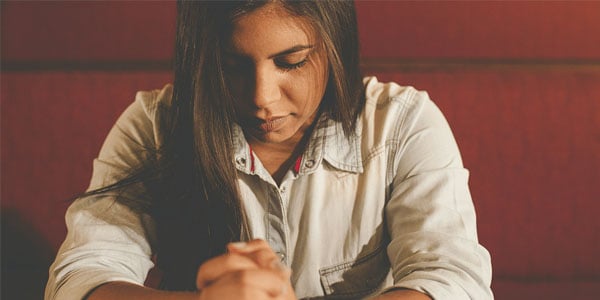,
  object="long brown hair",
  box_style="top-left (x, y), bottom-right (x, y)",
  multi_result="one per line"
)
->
top-left (88, 0), bottom-right (364, 291)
